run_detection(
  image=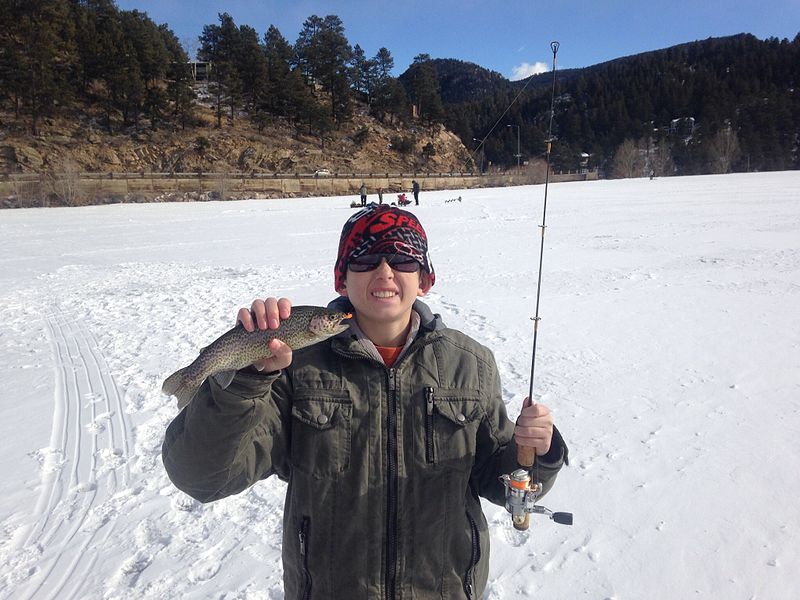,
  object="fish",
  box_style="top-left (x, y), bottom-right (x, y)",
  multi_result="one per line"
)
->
top-left (162, 306), bottom-right (351, 409)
